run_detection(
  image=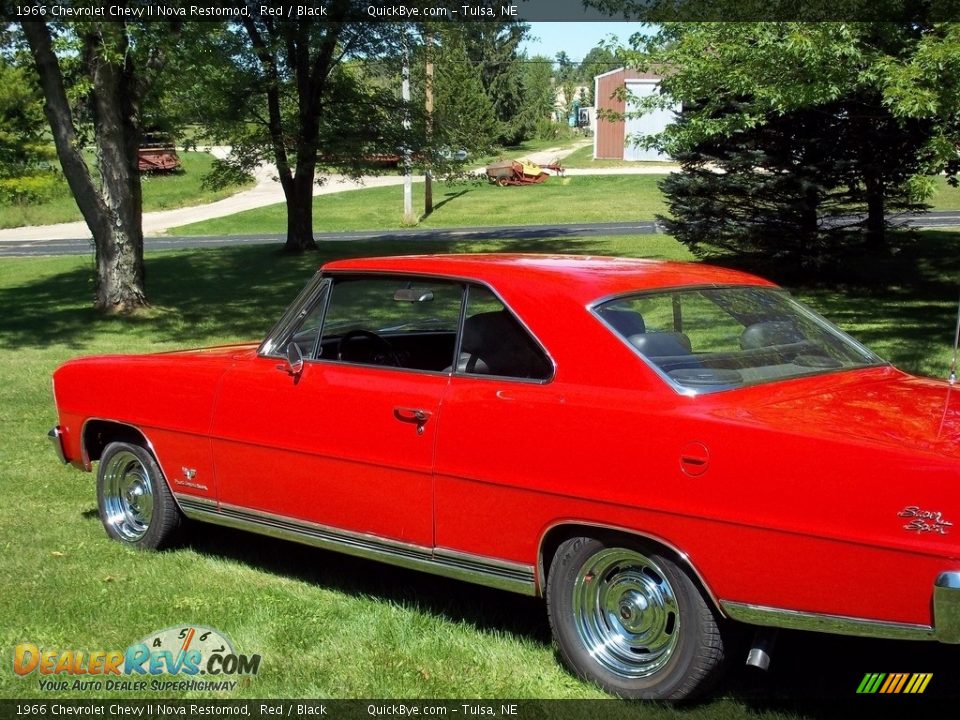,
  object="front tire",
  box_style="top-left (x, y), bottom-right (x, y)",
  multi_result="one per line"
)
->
top-left (97, 442), bottom-right (182, 550)
top-left (546, 536), bottom-right (726, 700)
